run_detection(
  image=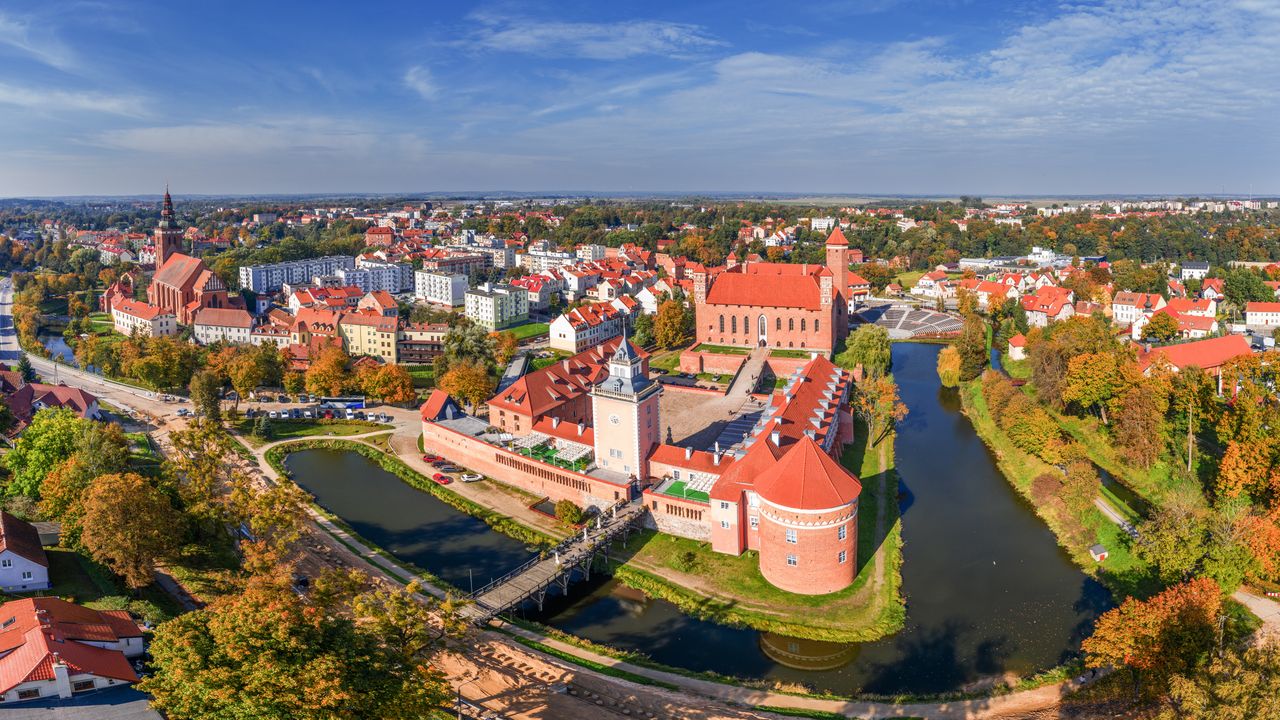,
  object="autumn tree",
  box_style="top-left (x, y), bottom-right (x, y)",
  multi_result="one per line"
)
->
top-left (1083, 577), bottom-right (1222, 699)
top-left (141, 572), bottom-right (457, 720)
top-left (490, 330), bottom-right (518, 366)
top-left (853, 375), bottom-right (908, 446)
top-left (283, 371), bottom-right (305, 396)
top-left (358, 364), bottom-right (417, 404)
top-left (936, 345), bottom-right (961, 387)
top-left (226, 474), bottom-right (308, 573)
top-left (305, 346), bottom-right (352, 397)
top-left (1162, 644), bottom-right (1280, 720)
top-left (1113, 386), bottom-right (1164, 468)
top-left (437, 361), bottom-right (494, 410)
top-left (3, 408), bottom-right (101, 498)
top-left (81, 472), bottom-right (180, 589)
top-left (1061, 352), bottom-right (1120, 422)
top-left (653, 298), bottom-right (690, 349)
top-left (1141, 311), bottom-right (1180, 343)
top-left (1135, 501), bottom-right (1208, 585)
